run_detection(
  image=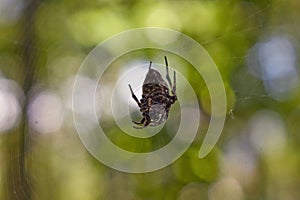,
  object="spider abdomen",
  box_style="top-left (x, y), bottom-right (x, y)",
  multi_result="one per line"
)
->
top-left (148, 104), bottom-right (168, 126)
